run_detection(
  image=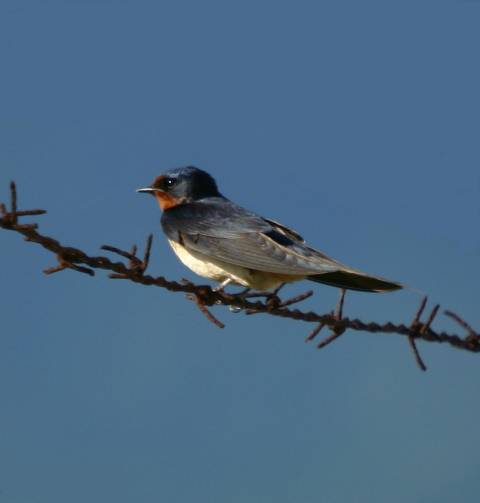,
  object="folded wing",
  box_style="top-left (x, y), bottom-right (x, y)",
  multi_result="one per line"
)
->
top-left (162, 199), bottom-right (402, 292)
